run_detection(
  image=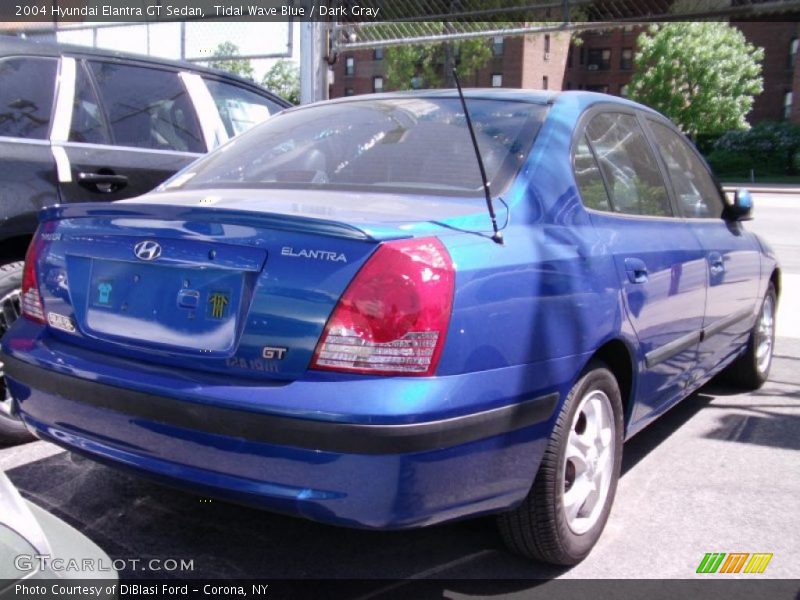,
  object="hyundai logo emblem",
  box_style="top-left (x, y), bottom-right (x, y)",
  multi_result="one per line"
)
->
top-left (134, 240), bottom-right (162, 261)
